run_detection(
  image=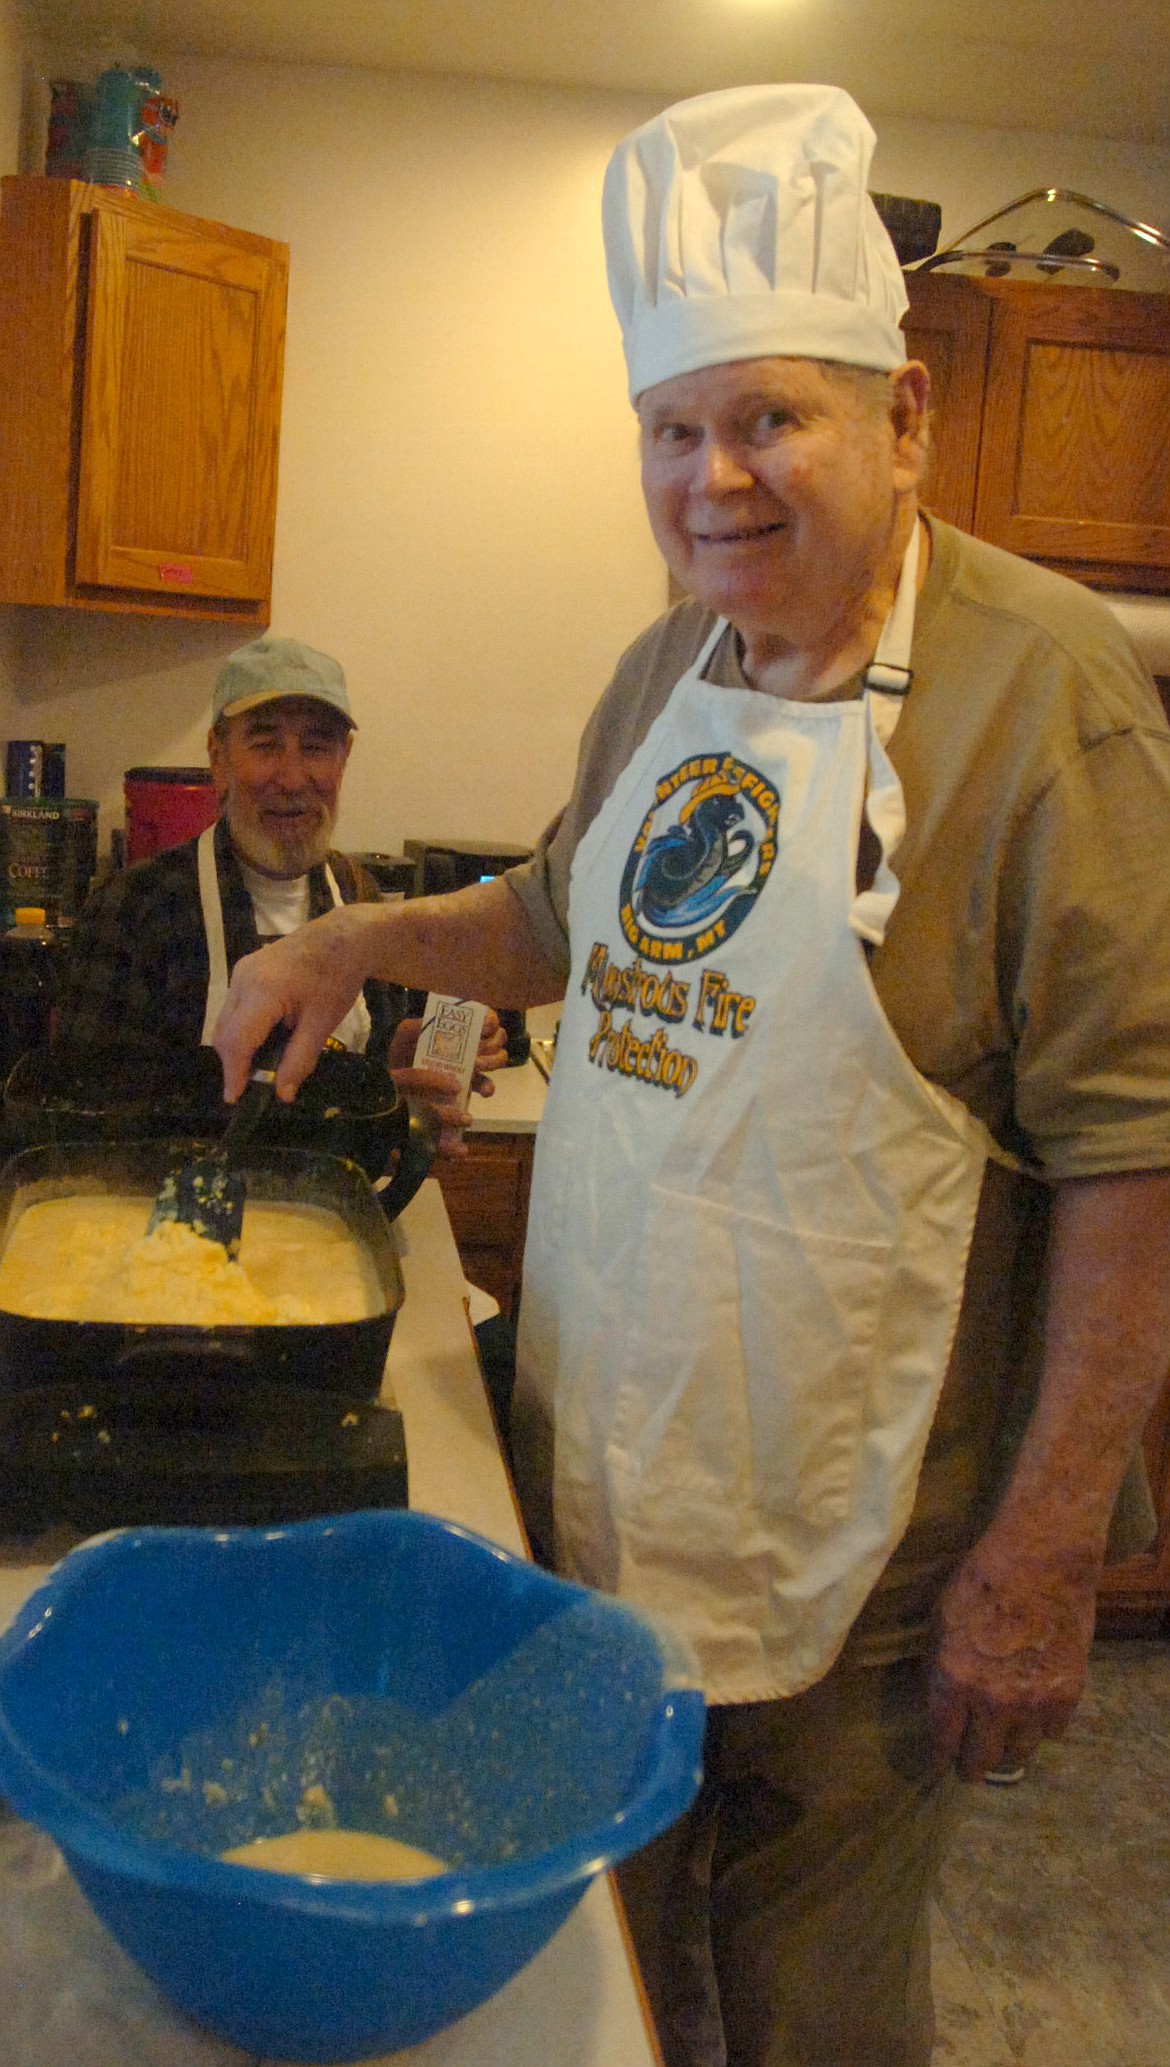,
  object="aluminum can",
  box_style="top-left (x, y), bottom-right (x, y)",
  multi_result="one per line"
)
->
top-left (5, 742), bottom-right (66, 799)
